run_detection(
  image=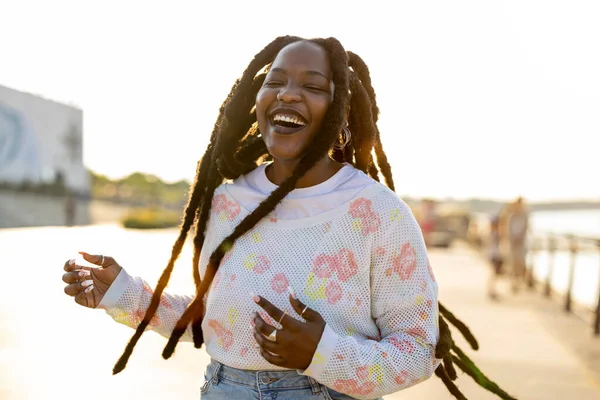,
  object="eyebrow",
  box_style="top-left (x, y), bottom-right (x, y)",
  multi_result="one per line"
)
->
top-left (270, 67), bottom-right (329, 80)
